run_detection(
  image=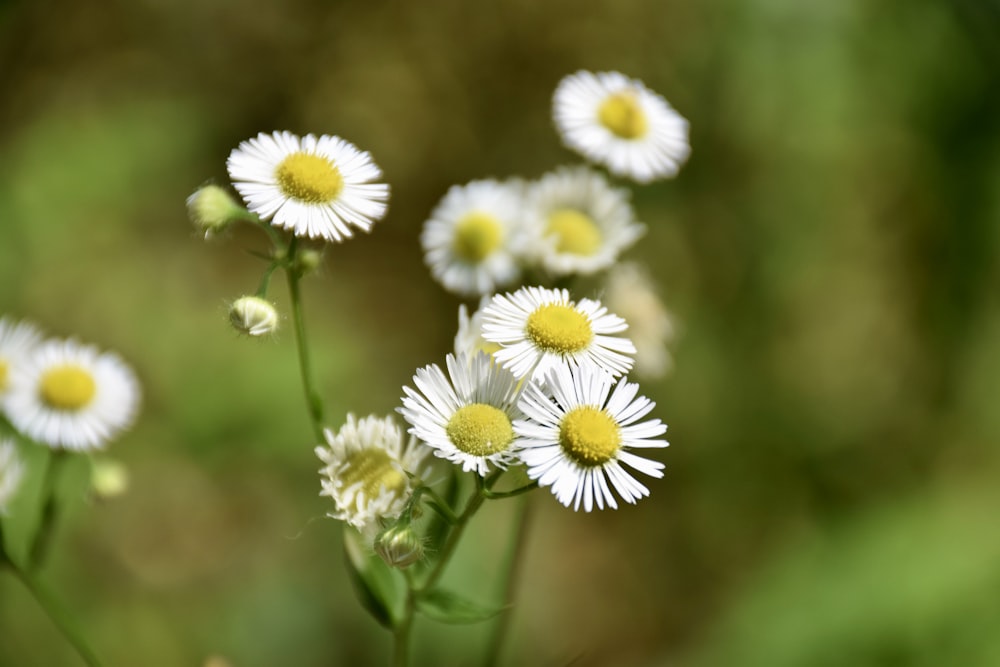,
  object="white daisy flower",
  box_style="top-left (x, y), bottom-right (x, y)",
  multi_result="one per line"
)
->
top-left (515, 363), bottom-right (667, 511)
top-left (524, 166), bottom-right (644, 276)
top-left (553, 70), bottom-right (690, 183)
top-left (454, 297), bottom-right (502, 360)
top-left (421, 179), bottom-right (526, 296)
top-left (227, 131), bottom-right (389, 243)
top-left (315, 414), bottom-right (431, 533)
top-left (0, 316), bottom-right (43, 398)
top-left (399, 352), bottom-right (524, 476)
top-left (481, 286), bottom-right (636, 381)
top-left (3, 339), bottom-right (140, 451)
top-left (0, 438), bottom-right (25, 515)
top-left (603, 262), bottom-right (677, 380)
